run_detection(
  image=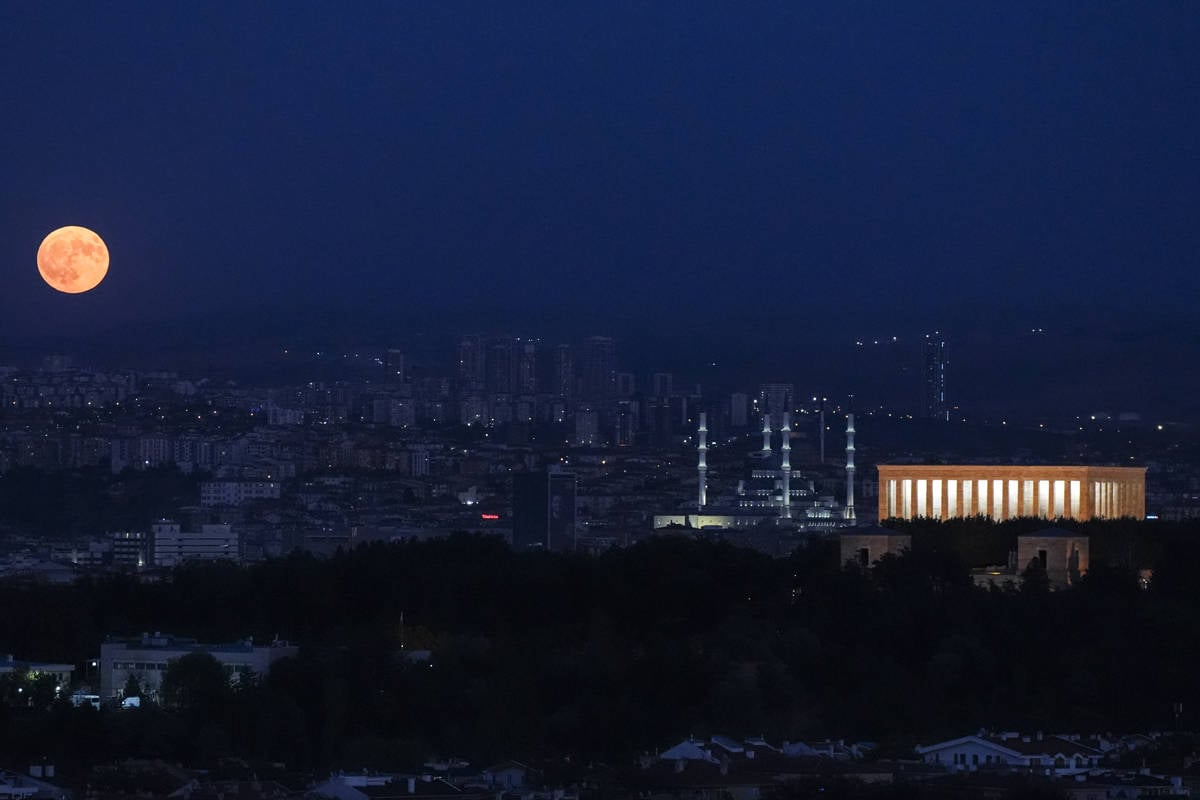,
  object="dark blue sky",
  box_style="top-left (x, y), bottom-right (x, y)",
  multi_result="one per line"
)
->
top-left (0, 2), bottom-right (1197, 414)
